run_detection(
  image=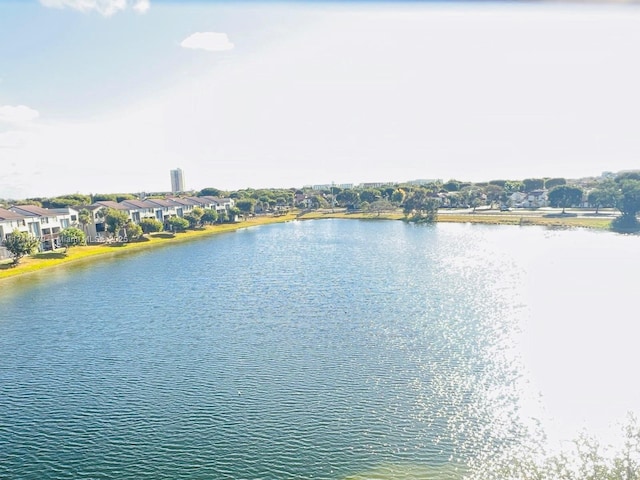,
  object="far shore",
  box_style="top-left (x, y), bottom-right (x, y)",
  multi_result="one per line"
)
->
top-left (296, 206), bottom-right (617, 229)
top-left (0, 207), bottom-right (623, 283)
